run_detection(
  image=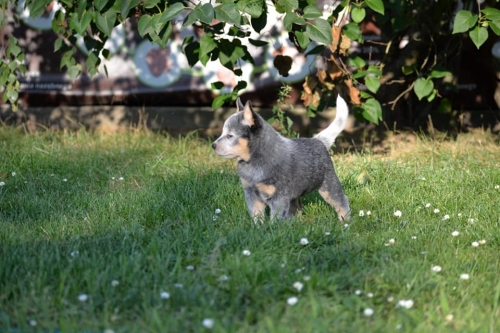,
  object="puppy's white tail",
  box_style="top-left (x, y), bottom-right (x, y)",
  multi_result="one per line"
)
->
top-left (314, 94), bottom-right (349, 148)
